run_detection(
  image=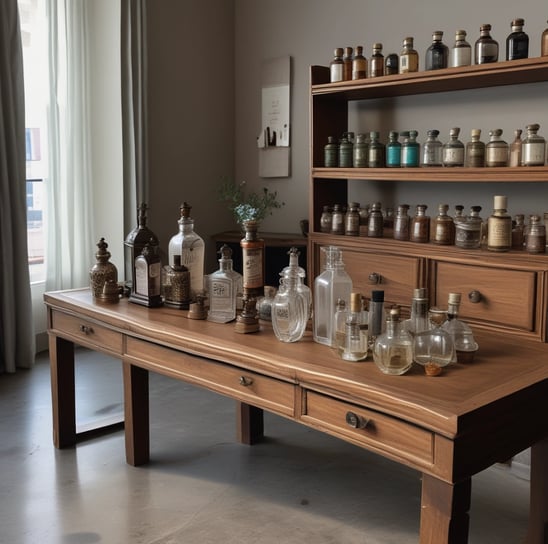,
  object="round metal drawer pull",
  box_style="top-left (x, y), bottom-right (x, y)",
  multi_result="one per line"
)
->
top-left (368, 272), bottom-right (382, 284)
top-left (79, 324), bottom-right (94, 335)
top-left (468, 290), bottom-right (483, 304)
top-left (345, 411), bottom-right (370, 429)
top-left (239, 376), bottom-right (253, 387)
